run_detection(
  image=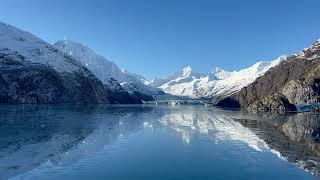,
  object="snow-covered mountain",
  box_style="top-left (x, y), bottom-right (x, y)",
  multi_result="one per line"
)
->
top-left (147, 56), bottom-right (285, 101)
top-left (0, 21), bottom-right (141, 104)
top-left (54, 40), bottom-right (164, 101)
top-left (54, 40), bottom-right (139, 83)
top-left (53, 39), bottom-right (286, 102)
